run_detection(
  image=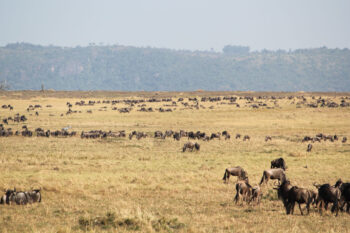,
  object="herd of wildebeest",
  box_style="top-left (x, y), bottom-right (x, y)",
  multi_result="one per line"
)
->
top-left (0, 94), bottom-right (349, 216)
top-left (223, 157), bottom-right (350, 216)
